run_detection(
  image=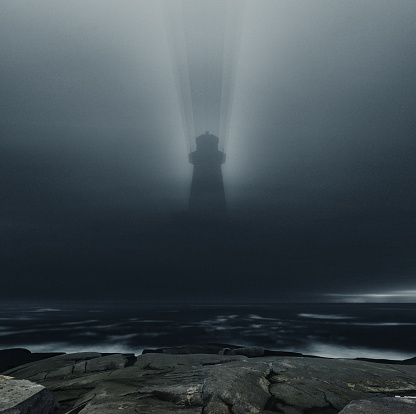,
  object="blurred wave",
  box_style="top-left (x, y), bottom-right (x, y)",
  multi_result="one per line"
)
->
top-left (0, 302), bottom-right (415, 359)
